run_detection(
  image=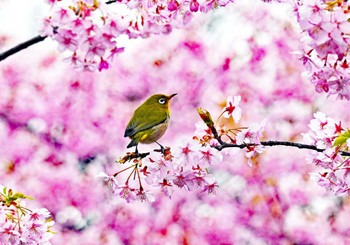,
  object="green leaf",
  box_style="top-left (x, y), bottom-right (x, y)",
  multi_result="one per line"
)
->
top-left (1, 188), bottom-right (34, 207)
top-left (13, 192), bottom-right (33, 200)
top-left (334, 130), bottom-right (350, 146)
